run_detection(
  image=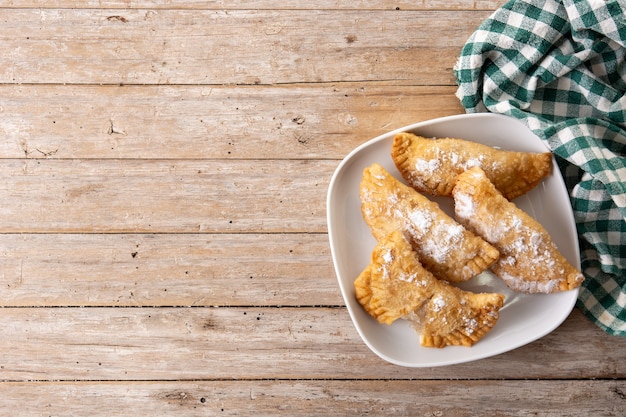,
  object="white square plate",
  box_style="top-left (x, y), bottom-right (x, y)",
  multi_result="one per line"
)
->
top-left (327, 113), bottom-right (580, 367)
